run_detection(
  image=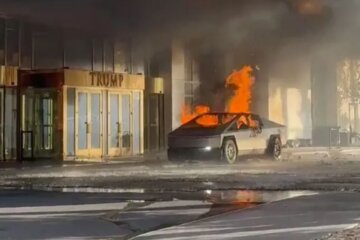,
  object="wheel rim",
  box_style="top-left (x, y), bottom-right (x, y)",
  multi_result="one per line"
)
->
top-left (226, 142), bottom-right (236, 162)
top-left (274, 140), bottom-right (281, 158)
